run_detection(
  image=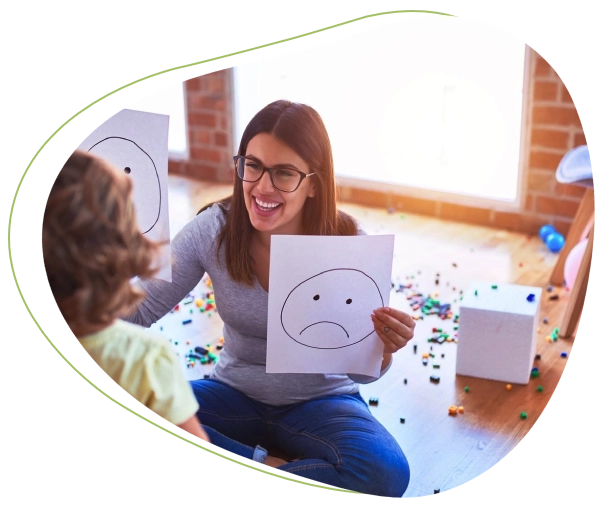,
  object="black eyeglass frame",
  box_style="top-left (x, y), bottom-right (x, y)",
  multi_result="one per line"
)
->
top-left (233, 155), bottom-right (317, 193)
